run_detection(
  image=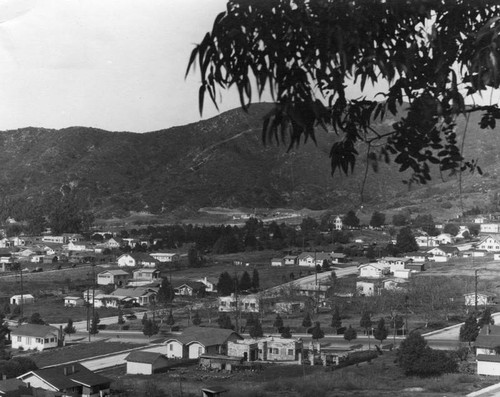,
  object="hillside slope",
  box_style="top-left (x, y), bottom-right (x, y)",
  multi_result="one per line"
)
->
top-left (0, 103), bottom-right (495, 219)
